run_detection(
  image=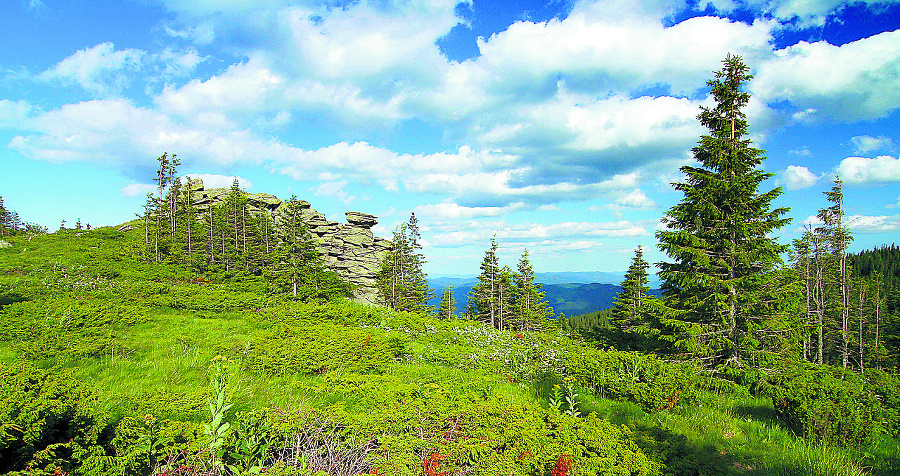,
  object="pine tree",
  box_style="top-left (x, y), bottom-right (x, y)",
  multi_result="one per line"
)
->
top-left (612, 246), bottom-right (652, 330)
top-left (0, 195), bottom-right (9, 236)
top-left (470, 237), bottom-right (500, 328)
top-left (817, 177), bottom-right (853, 368)
top-left (497, 265), bottom-right (516, 332)
top-left (268, 196), bottom-right (319, 299)
top-left (656, 54), bottom-right (791, 366)
top-left (438, 285), bottom-right (455, 320)
top-left (513, 249), bottom-right (553, 331)
top-left (376, 213), bottom-right (433, 313)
